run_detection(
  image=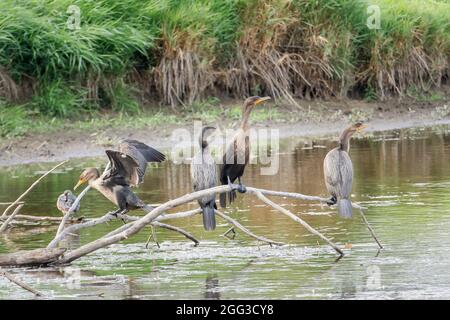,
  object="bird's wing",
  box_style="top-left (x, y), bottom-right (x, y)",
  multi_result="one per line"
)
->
top-left (119, 140), bottom-right (165, 162)
top-left (117, 140), bottom-right (166, 185)
top-left (339, 152), bottom-right (353, 198)
top-left (323, 149), bottom-right (353, 198)
top-left (56, 194), bottom-right (65, 213)
top-left (105, 150), bottom-right (140, 187)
